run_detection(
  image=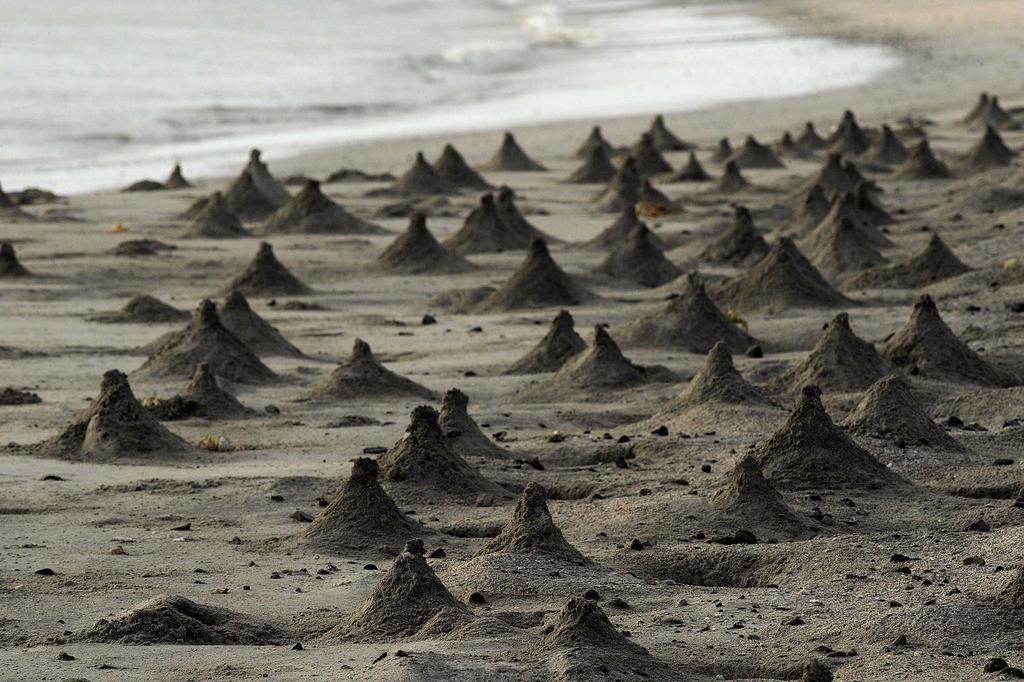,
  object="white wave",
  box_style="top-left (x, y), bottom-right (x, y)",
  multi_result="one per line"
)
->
top-left (520, 4), bottom-right (596, 47)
